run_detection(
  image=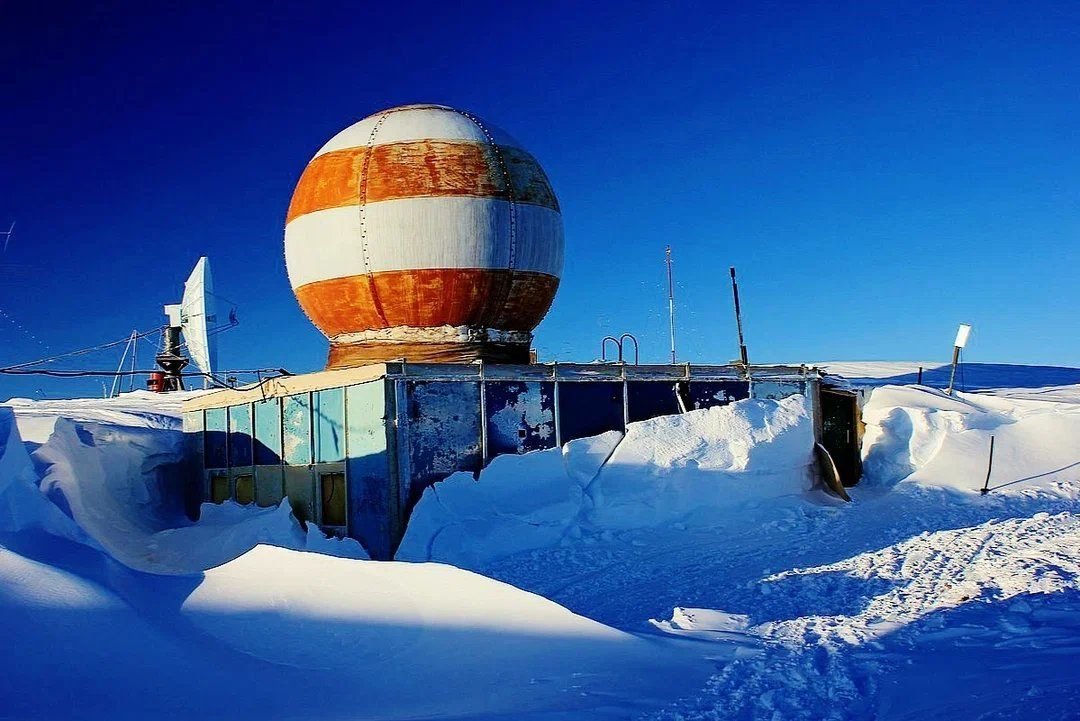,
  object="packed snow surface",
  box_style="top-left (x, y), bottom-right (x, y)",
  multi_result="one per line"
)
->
top-left (4, 363), bottom-right (1080, 719)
